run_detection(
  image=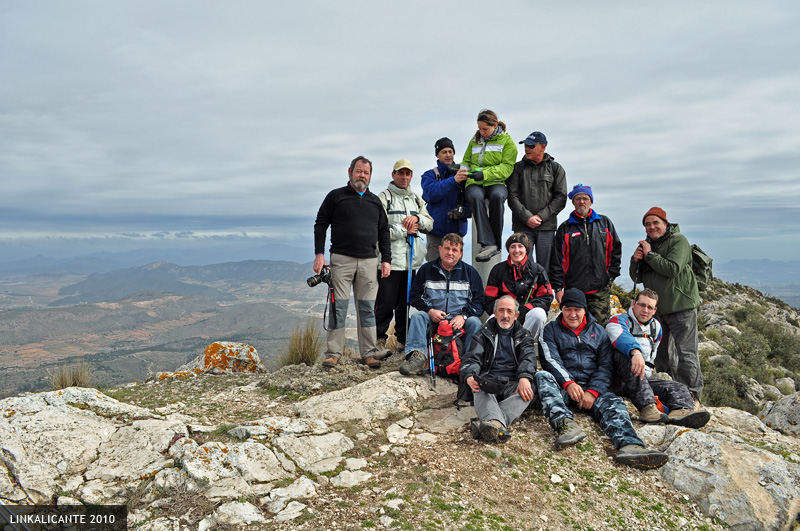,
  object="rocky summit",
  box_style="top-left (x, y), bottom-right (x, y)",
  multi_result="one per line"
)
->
top-left (1, 358), bottom-right (799, 531)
